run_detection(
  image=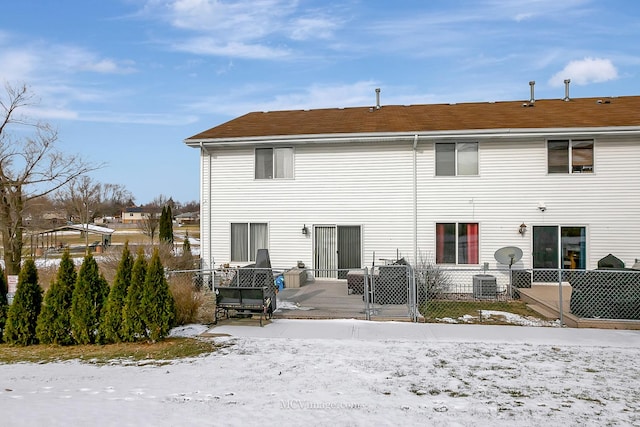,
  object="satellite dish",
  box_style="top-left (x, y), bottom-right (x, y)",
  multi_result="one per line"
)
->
top-left (494, 246), bottom-right (523, 267)
top-left (494, 246), bottom-right (523, 299)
